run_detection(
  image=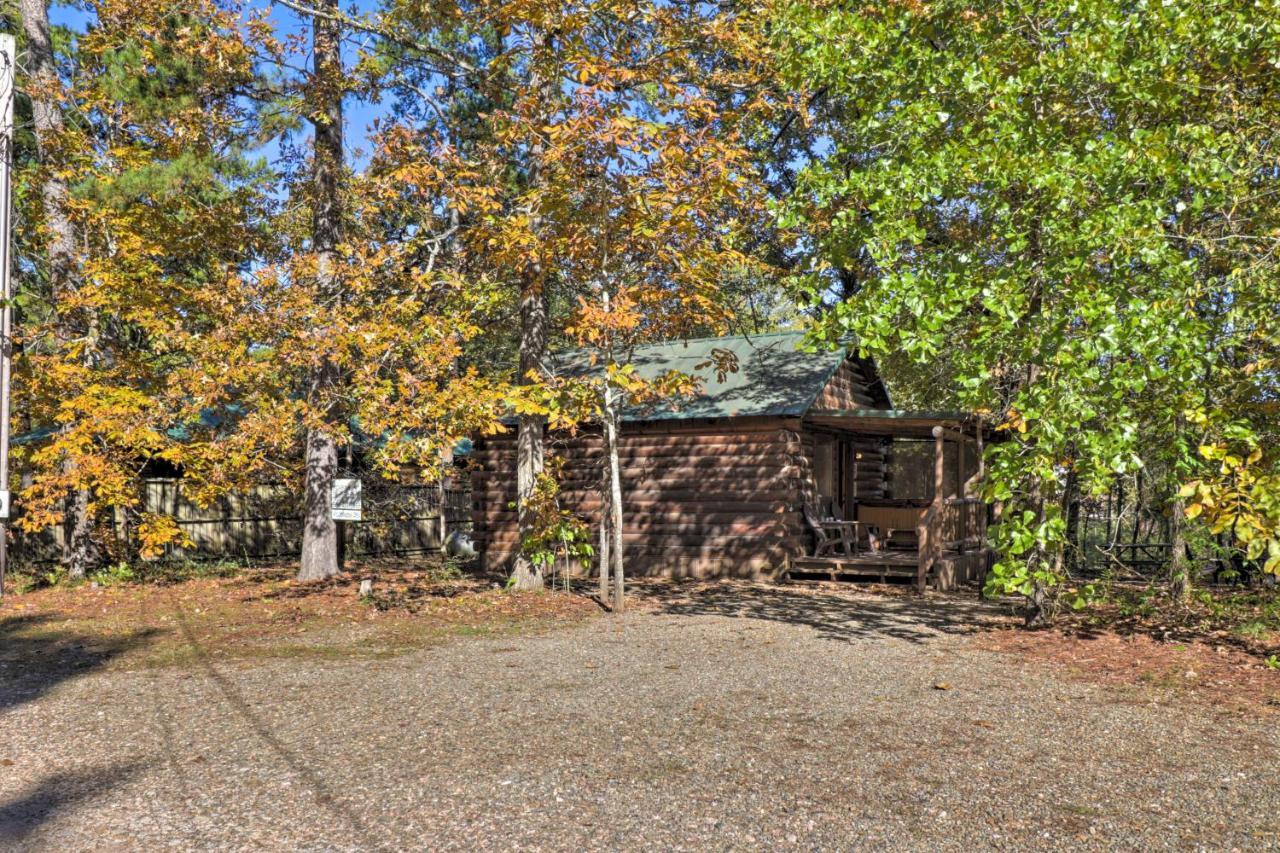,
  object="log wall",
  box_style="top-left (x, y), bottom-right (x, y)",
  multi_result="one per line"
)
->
top-left (812, 359), bottom-right (884, 410)
top-left (472, 417), bottom-right (812, 579)
top-left (472, 351), bottom-right (895, 579)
